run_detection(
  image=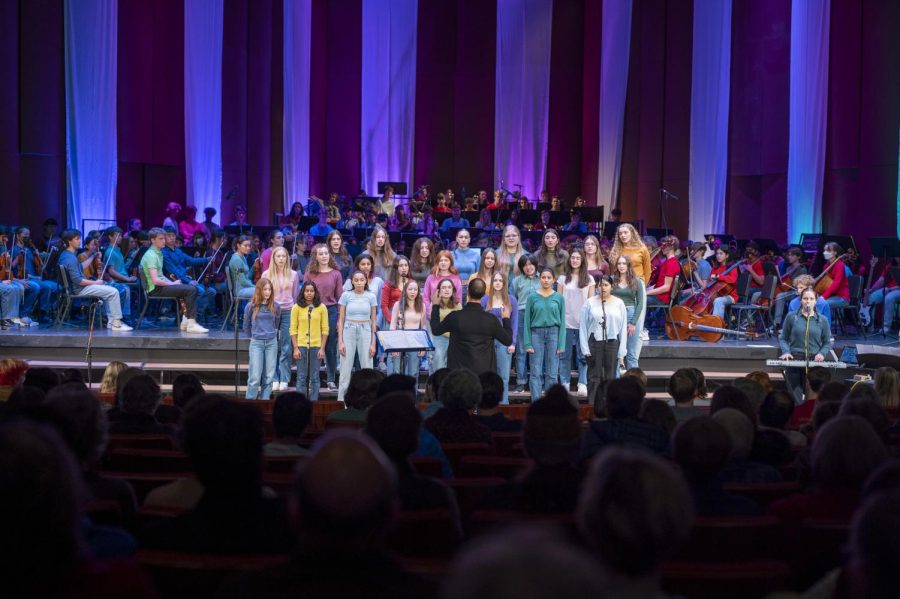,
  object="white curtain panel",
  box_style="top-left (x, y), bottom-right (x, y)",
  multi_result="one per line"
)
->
top-left (596, 0), bottom-right (633, 215)
top-left (786, 0), bottom-right (830, 242)
top-left (64, 0), bottom-right (118, 230)
top-left (283, 0), bottom-right (313, 210)
top-left (494, 0), bottom-right (554, 203)
top-left (184, 0), bottom-right (224, 217)
top-left (688, 0), bottom-right (732, 240)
